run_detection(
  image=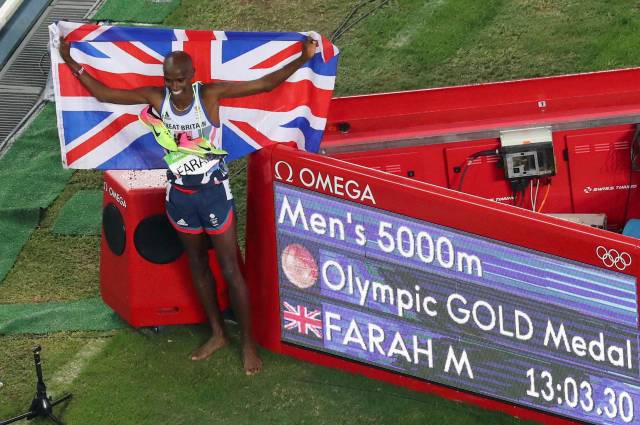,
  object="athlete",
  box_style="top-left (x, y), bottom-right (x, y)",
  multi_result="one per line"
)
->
top-left (59, 35), bottom-right (318, 375)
